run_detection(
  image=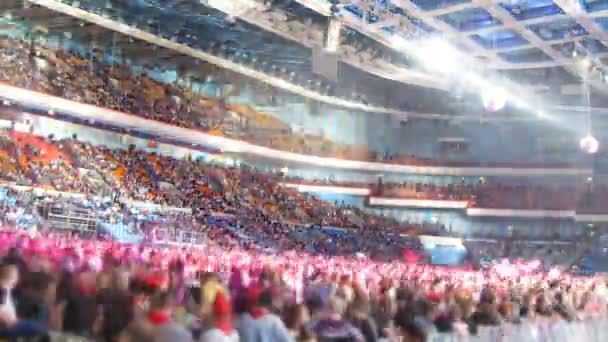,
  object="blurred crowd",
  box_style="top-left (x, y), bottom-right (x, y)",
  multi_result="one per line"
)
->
top-left (284, 175), bottom-right (590, 212)
top-left (0, 226), bottom-right (607, 342)
top-left (0, 130), bottom-right (433, 258)
top-left (0, 228), bottom-right (605, 341)
top-left (0, 129), bottom-right (603, 248)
